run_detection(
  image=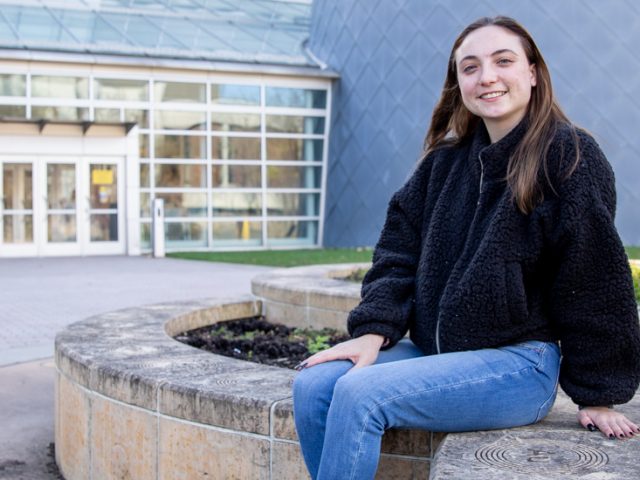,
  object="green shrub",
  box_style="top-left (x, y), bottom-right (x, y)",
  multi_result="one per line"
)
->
top-left (631, 262), bottom-right (640, 302)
